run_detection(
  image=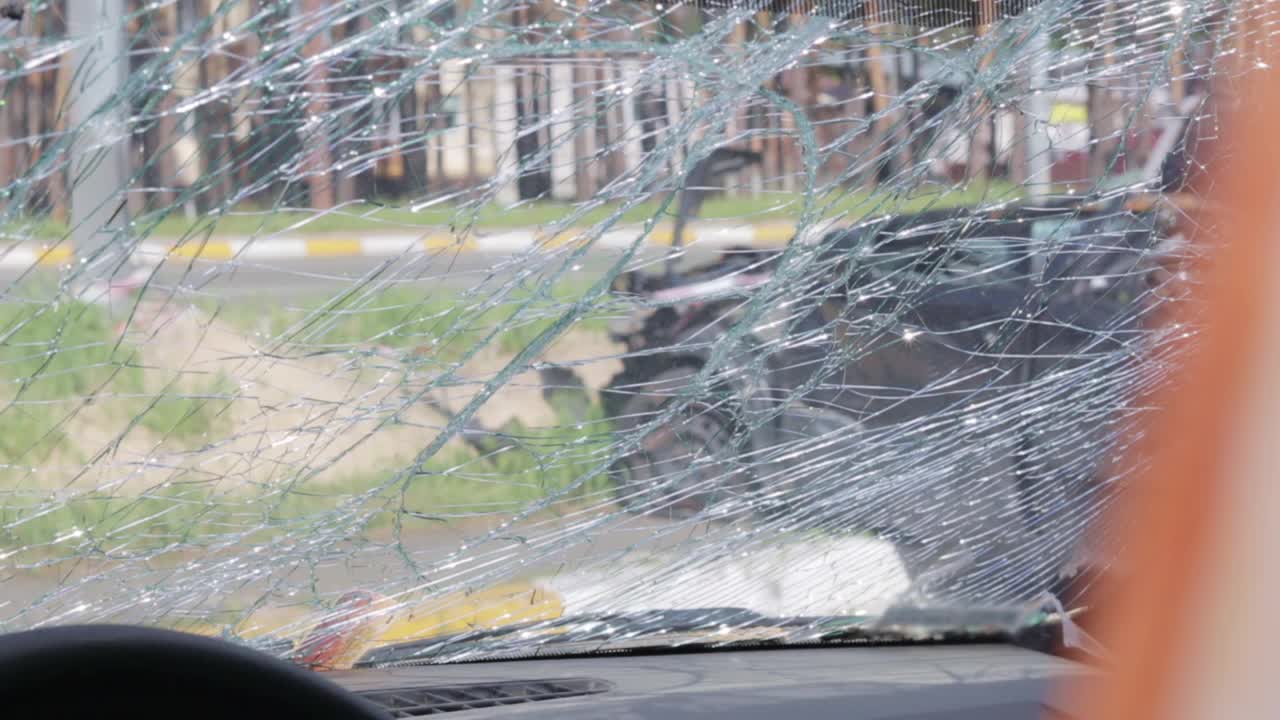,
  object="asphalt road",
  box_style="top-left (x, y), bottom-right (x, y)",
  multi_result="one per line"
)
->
top-left (0, 244), bottom-right (732, 300)
top-left (2, 511), bottom-right (907, 630)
